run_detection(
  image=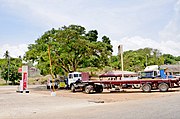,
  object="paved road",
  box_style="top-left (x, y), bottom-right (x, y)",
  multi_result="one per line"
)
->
top-left (49, 92), bottom-right (180, 119)
top-left (0, 86), bottom-right (180, 119)
top-left (74, 93), bottom-right (180, 119)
